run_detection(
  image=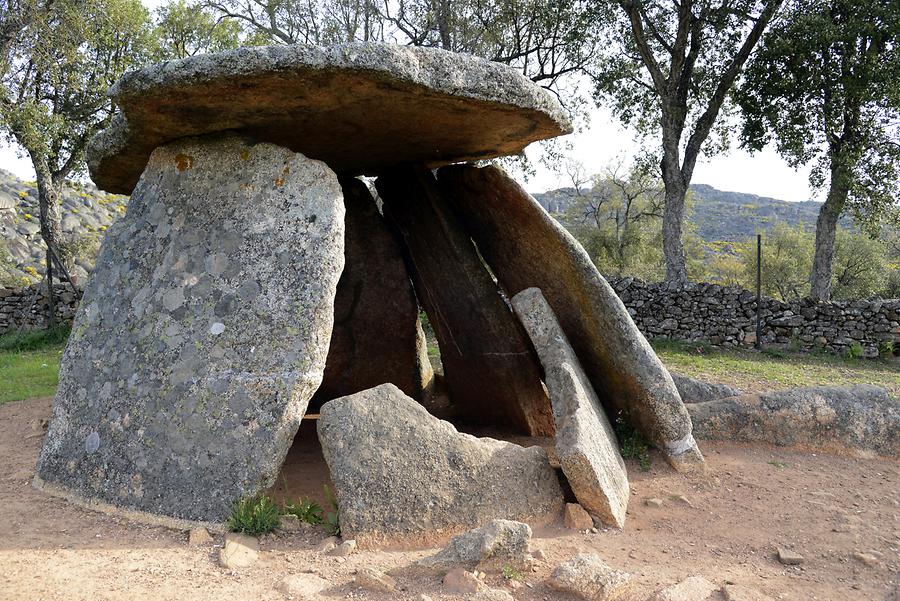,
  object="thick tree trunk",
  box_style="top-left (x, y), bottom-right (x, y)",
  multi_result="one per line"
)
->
top-left (810, 167), bottom-right (849, 301)
top-left (660, 149), bottom-right (689, 285)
